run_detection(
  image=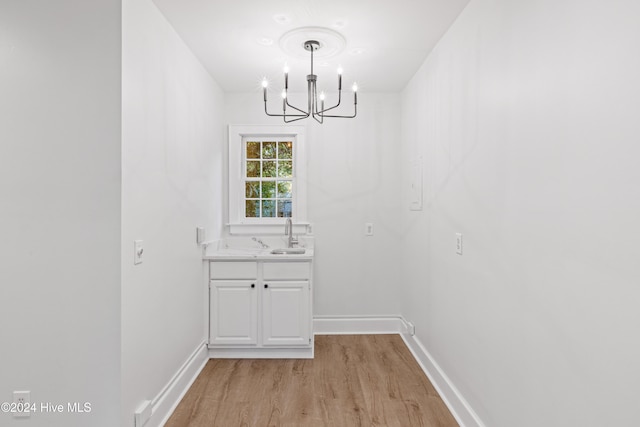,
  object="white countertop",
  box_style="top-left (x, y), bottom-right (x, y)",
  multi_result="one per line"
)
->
top-left (203, 236), bottom-right (315, 261)
top-left (203, 247), bottom-right (314, 261)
